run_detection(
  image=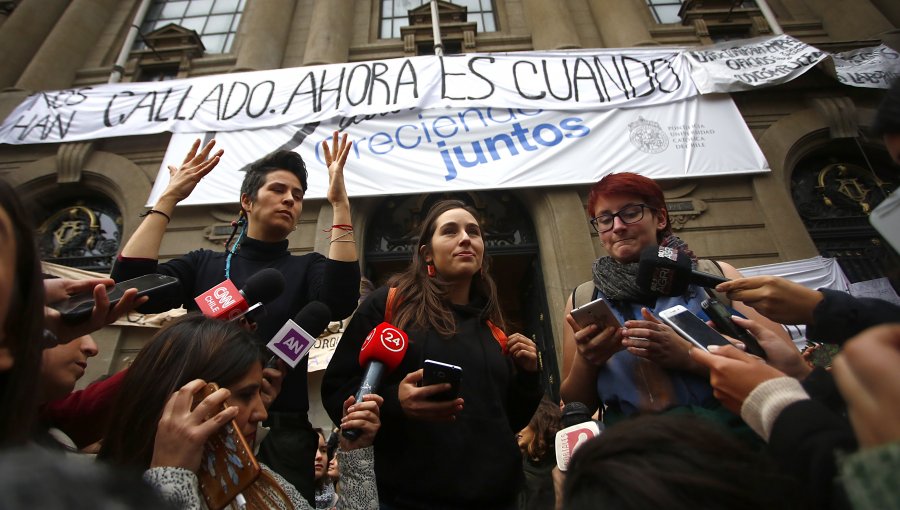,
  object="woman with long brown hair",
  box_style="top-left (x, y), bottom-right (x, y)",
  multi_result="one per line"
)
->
top-left (322, 199), bottom-right (543, 510)
top-left (99, 314), bottom-right (382, 509)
